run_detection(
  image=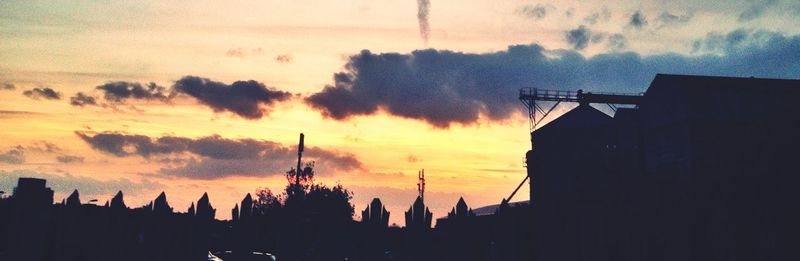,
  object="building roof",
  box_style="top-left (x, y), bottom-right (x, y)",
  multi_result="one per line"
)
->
top-left (533, 104), bottom-right (612, 137)
top-left (642, 74), bottom-right (800, 125)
